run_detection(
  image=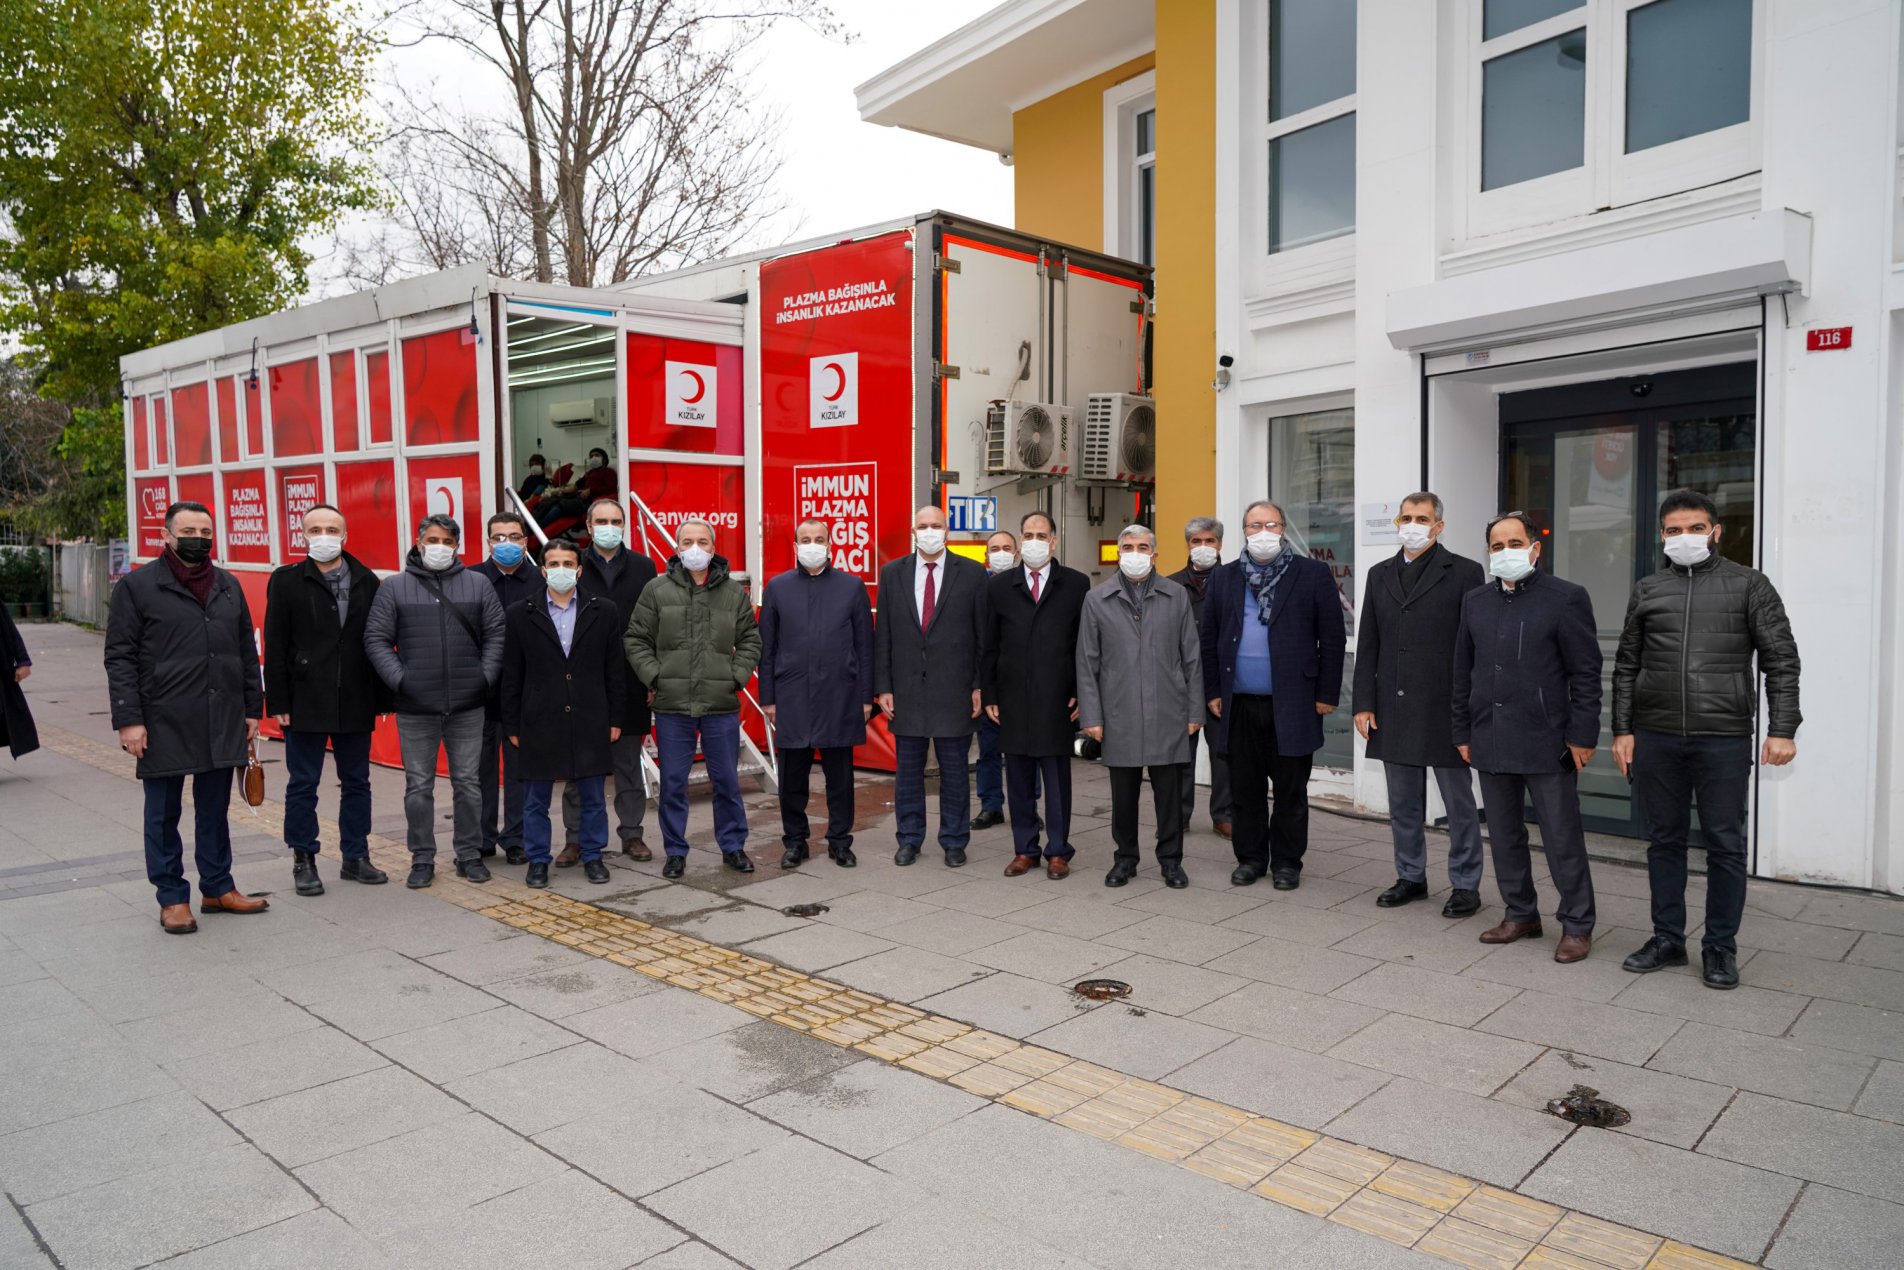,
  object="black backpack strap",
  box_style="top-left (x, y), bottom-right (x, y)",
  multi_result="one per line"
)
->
top-left (417, 572), bottom-right (485, 649)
